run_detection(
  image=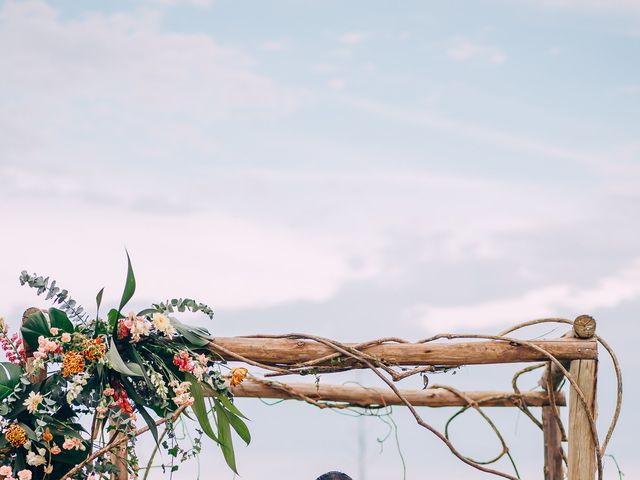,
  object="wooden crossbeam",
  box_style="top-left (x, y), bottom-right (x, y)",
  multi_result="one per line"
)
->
top-left (228, 379), bottom-right (566, 408)
top-left (209, 337), bottom-right (597, 367)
